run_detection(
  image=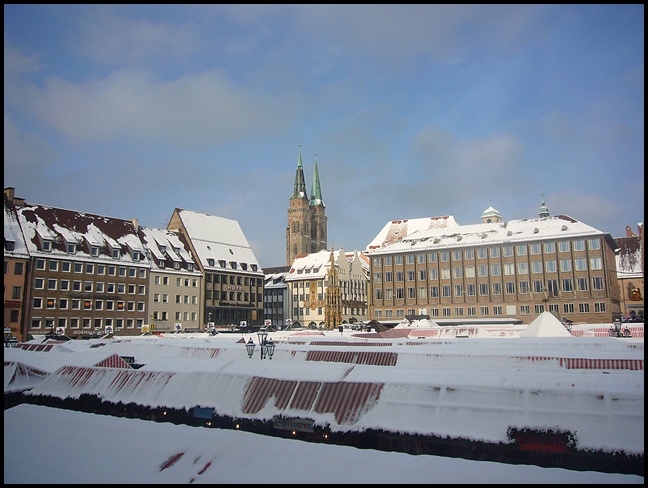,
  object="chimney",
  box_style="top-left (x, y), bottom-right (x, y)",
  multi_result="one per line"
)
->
top-left (132, 218), bottom-right (139, 230)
